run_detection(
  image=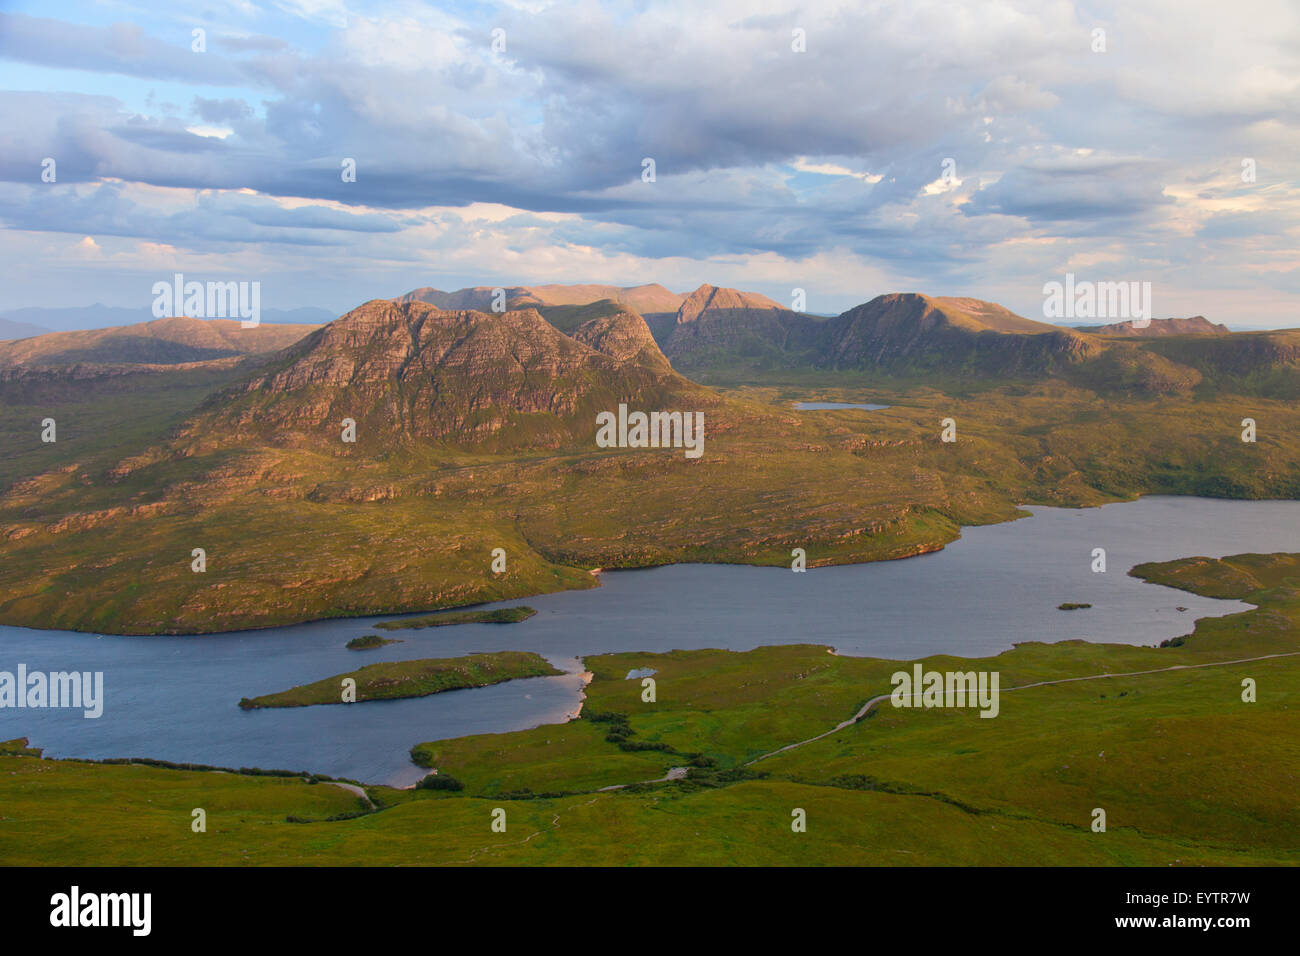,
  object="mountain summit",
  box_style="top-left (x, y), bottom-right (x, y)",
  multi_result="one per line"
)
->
top-left (674, 284), bottom-right (786, 324)
top-left (820, 293), bottom-right (1093, 374)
